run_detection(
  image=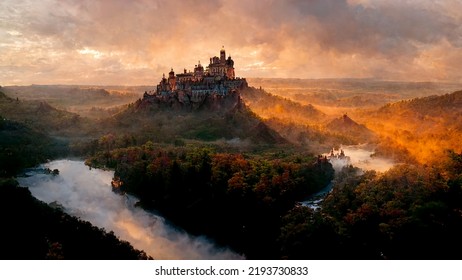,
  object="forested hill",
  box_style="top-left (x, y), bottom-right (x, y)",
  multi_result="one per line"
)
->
top-left (105, 94), bottom-right (288, 146)
top-left (0, 90), bottom-right (81, 134)
top-left (362, 90), bottom-right (462, 163)
top-left (325, 114), bottom-right (376, 144)
top-left (240, 87), bottom-right (327, 124)
top-left (0, 91), bottom-right (70, 175)
top-left (377, 90), bottom-right (462, 125)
